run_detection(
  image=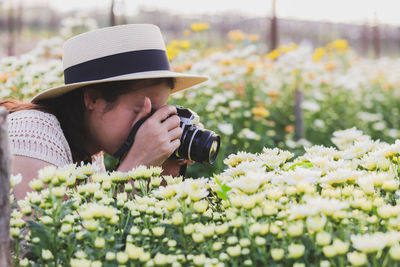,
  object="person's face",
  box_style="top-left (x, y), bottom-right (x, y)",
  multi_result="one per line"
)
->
top-left (84, 82), bottom-right (172, 155)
